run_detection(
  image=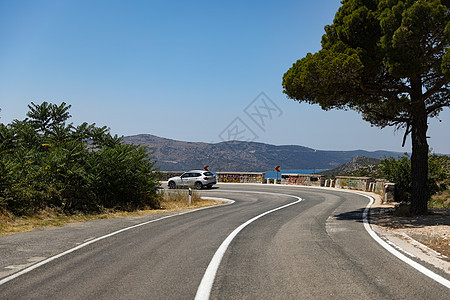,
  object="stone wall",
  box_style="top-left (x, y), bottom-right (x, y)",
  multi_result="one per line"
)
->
top-left (280, 174), bottom-right (325, 186)
top-left (335, 176), bottom-right (372, 191)
top-left (216, 172), bottom-right (266, 184)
